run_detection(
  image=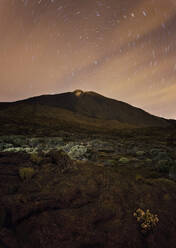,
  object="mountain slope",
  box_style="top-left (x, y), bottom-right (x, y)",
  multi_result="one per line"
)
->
top-left (9, 89), bottom-right (169, 127)
top-left (0, 103), bottom-right (134, 136)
